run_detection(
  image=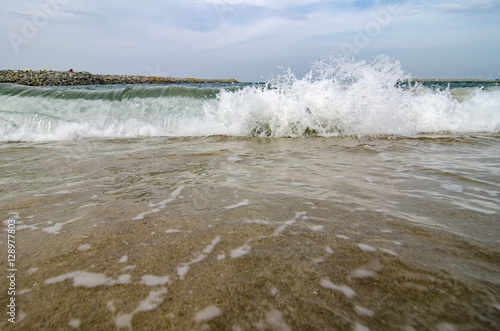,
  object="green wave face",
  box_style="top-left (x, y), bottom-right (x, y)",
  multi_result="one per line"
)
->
top-left (0, 83), bottom-right (243, 101)
top-left (1, 56), bottom-right (499, 141)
